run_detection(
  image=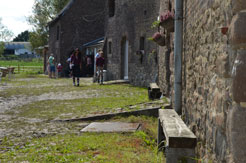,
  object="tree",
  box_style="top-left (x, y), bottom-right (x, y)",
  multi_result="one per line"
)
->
top-left (28, 0), bottom-right (70, 49)
top-left (0, 41), bottom-right (4, 57)
top-left (13, 30), bottom-right (30, 42)
top-left (0, 18), bottom-right (14, 42)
